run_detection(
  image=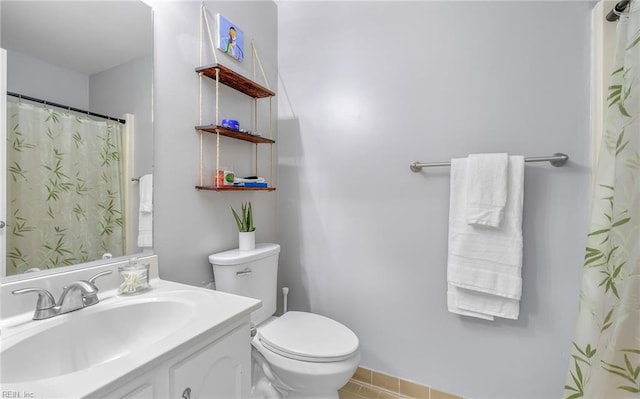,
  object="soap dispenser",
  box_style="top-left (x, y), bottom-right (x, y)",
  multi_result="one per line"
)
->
top-left (118, 257), bottom-right (150, 295)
